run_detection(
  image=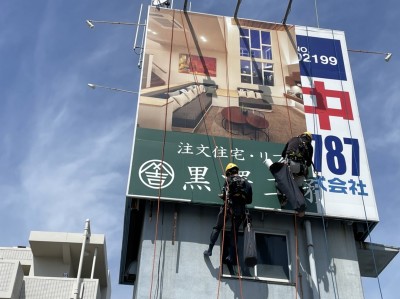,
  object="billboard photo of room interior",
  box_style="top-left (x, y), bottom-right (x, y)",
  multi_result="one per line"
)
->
top-left (137, 7), bottom-right (305, 144)
top-left (128, 7), bottom-right (314, 213)
top-left (128, 7), bottom-right (378, 222)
